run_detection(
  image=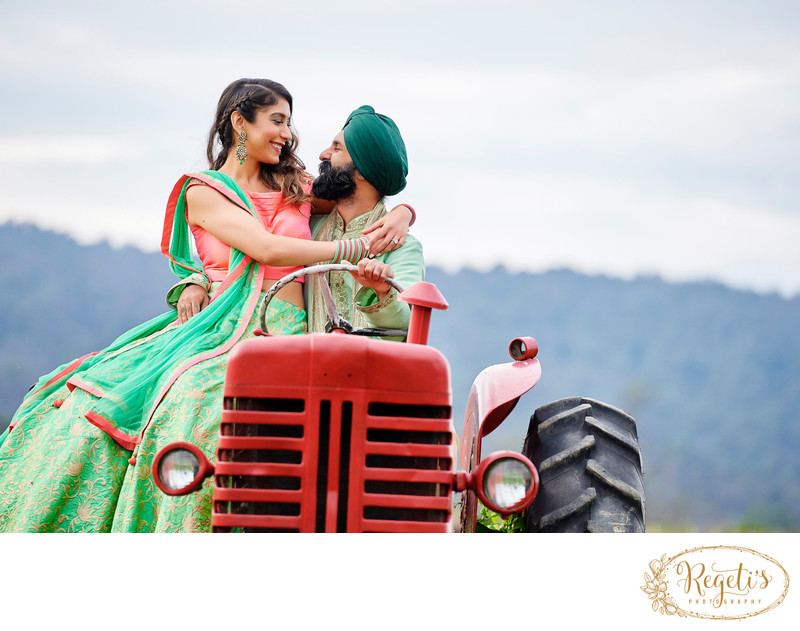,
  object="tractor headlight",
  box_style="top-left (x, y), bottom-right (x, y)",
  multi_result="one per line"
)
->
top-left (160, 449), bottom-right (200, 490)
top-left (482, 457), bottom-right (534, 510)
top-left (473, 451), bottom-right (538, 514)
top-left (152, 442), bottom-right (214, 496)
